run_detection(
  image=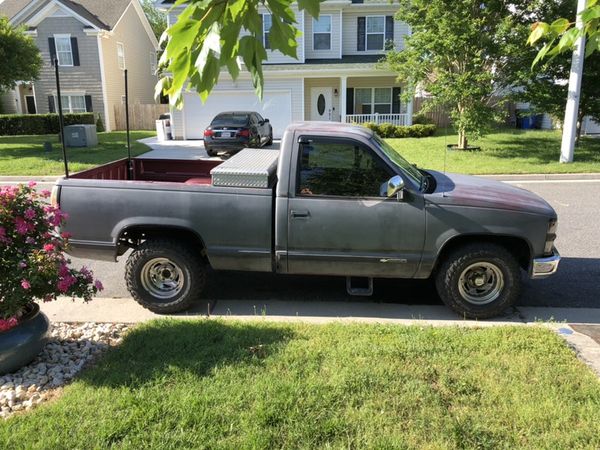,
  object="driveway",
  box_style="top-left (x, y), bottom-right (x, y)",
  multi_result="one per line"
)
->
top-left (138, 137), bottom-right (280, 160)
